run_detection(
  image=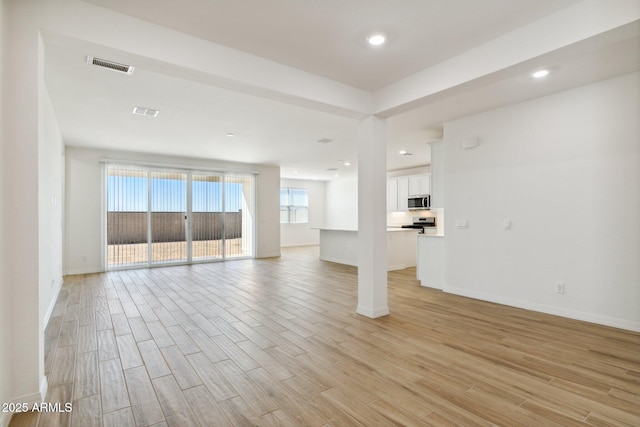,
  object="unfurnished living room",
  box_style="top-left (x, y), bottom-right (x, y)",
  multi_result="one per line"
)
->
top-left (1, 1), bottom-right (639, 426)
